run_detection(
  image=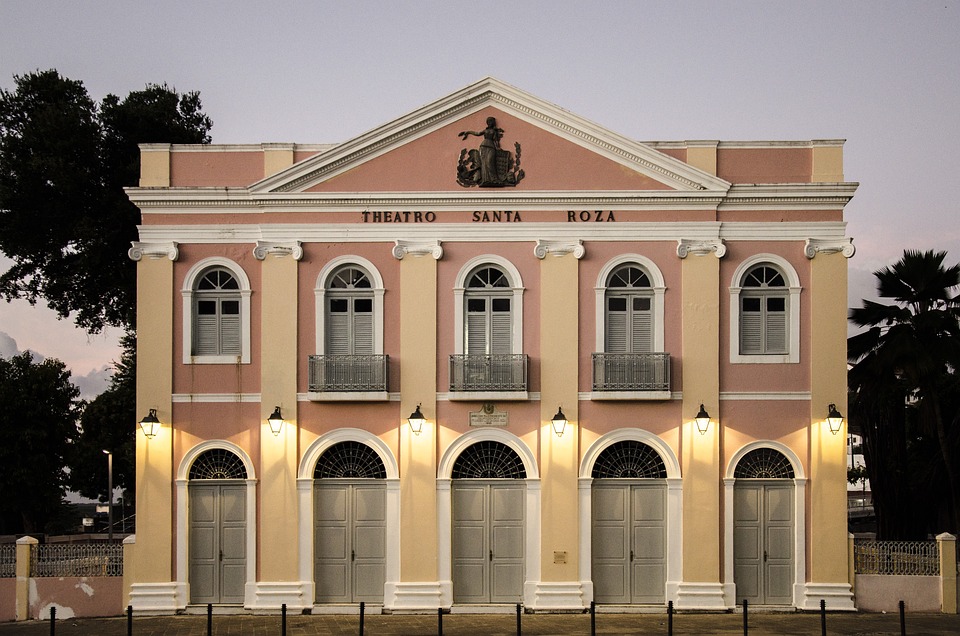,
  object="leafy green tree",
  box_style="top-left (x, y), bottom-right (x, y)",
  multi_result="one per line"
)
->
top-left (0, 69), bottom-right (212, 333)
top-left (848, 249), bottom-right (960, 536)
top-left (0, 352), bottom-right (83, 534)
